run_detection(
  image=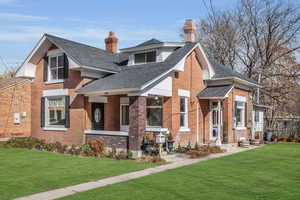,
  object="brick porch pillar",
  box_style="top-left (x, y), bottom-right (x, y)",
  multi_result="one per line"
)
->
top-left (129, 96), bottom-right (146, 157)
